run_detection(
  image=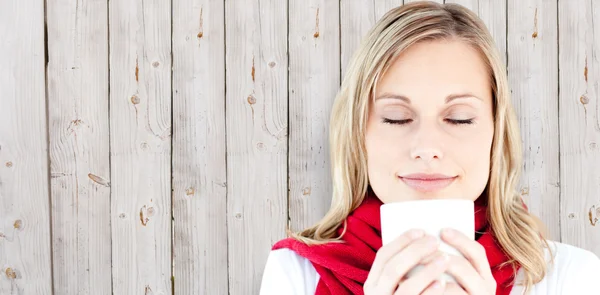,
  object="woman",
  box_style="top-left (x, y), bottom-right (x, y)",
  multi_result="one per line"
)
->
top-left (260, 2), bottom-right (600, 294)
